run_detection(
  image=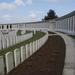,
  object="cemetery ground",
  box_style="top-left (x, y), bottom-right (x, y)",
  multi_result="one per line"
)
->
top-left (0, 31), bottom-right (45, 71)
top-left (0, 31), bottom-right (45, 57)
top-left (6, 32), bottom-right (66, 75)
